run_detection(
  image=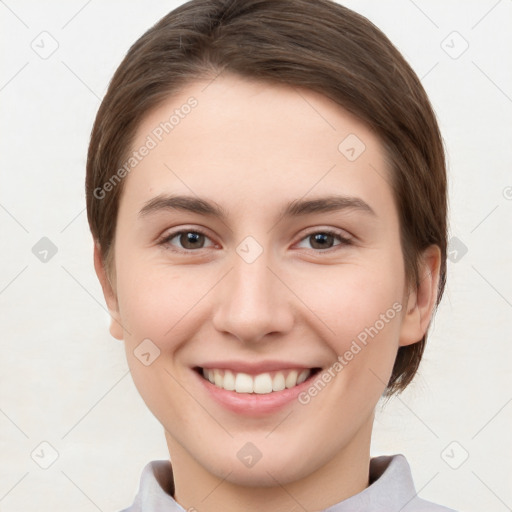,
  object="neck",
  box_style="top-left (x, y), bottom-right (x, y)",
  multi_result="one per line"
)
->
top-left (165, 415), bottom-right (373, 512)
